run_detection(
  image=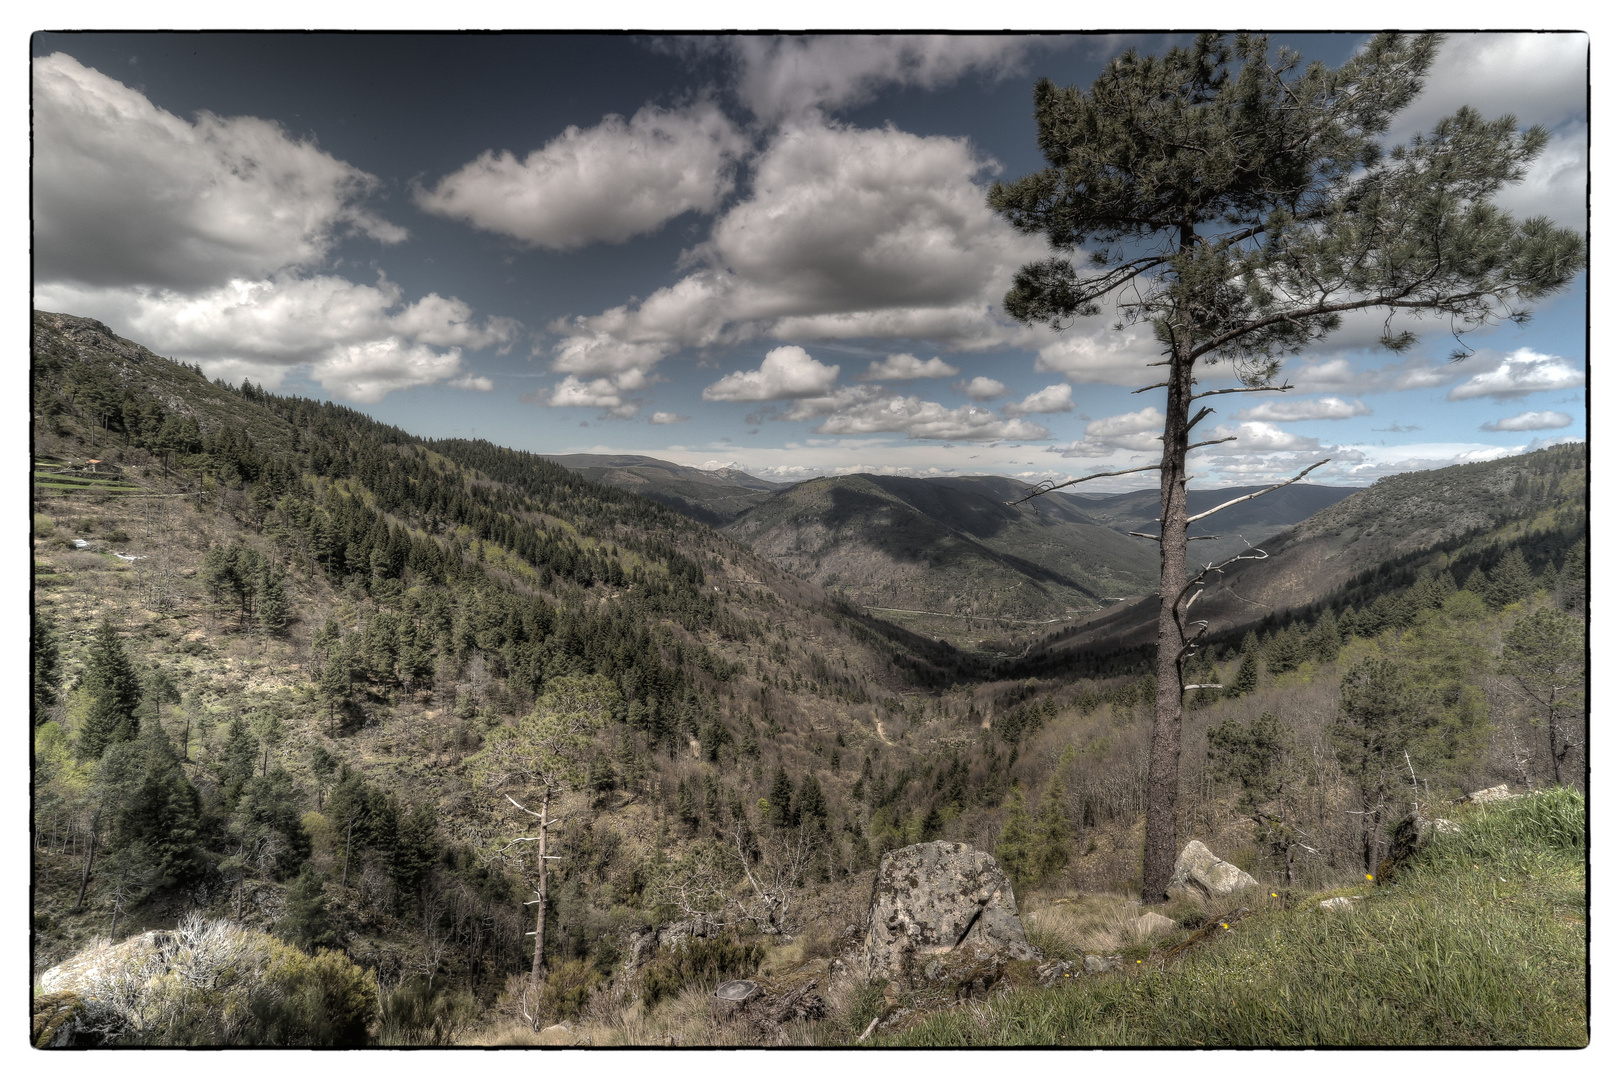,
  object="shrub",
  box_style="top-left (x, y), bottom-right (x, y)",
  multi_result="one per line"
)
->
top-left (79, 915), bottom-right (378, 1047)
top-left (639, 934), bottom-right (764, 1006)
top-left (537, 958), bottom-right (602, 1023)
top-left (244, 947), bottom-right (377, 1047)
top-left (376, 976), bottom-right (479, 1046)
